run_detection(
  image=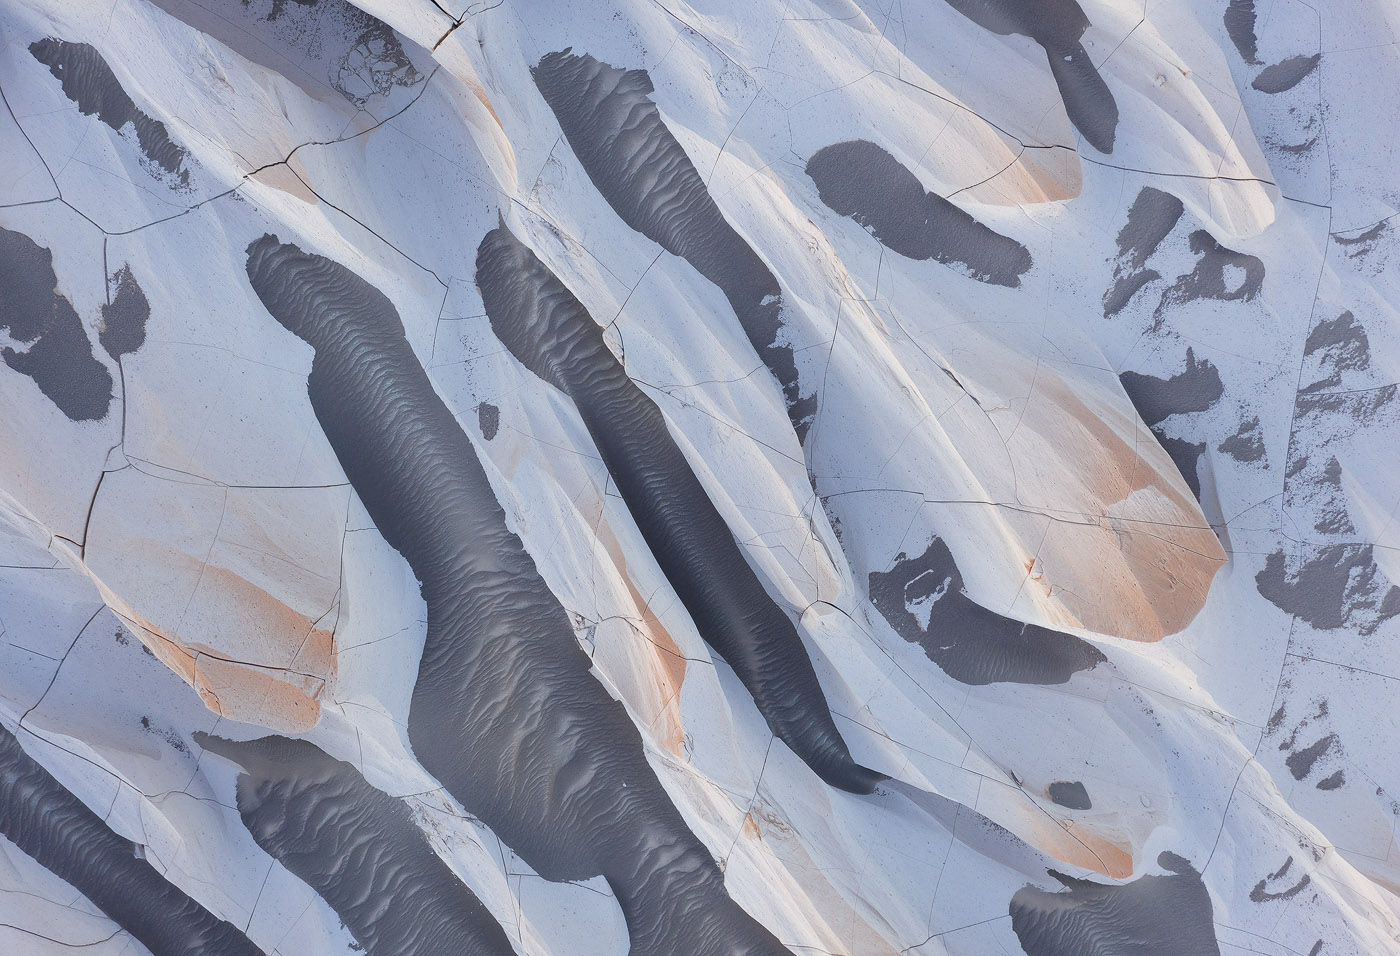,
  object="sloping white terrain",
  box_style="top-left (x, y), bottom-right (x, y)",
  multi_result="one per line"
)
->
top-left (0, 0), bottom-right (1398, 953)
